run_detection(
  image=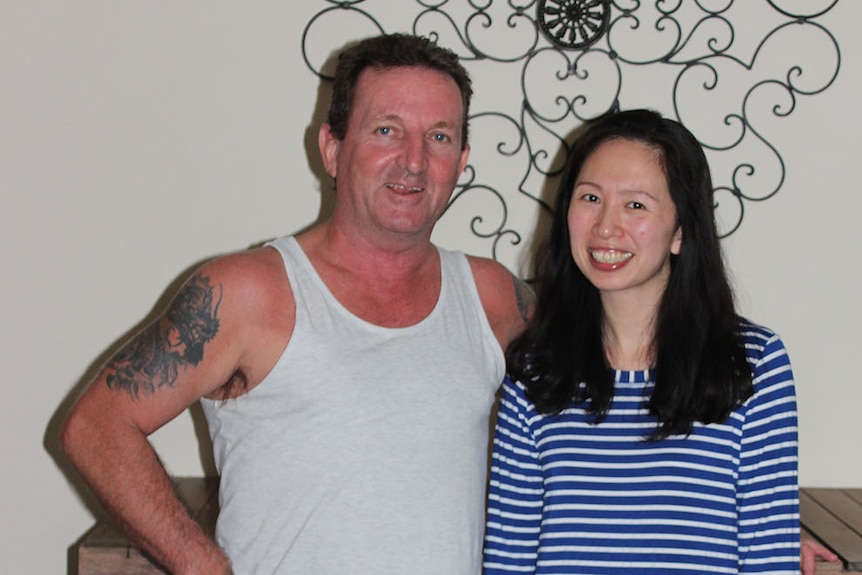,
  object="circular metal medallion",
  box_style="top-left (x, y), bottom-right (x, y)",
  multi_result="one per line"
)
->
top-left (537, 0), bottom-right (611, 50)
